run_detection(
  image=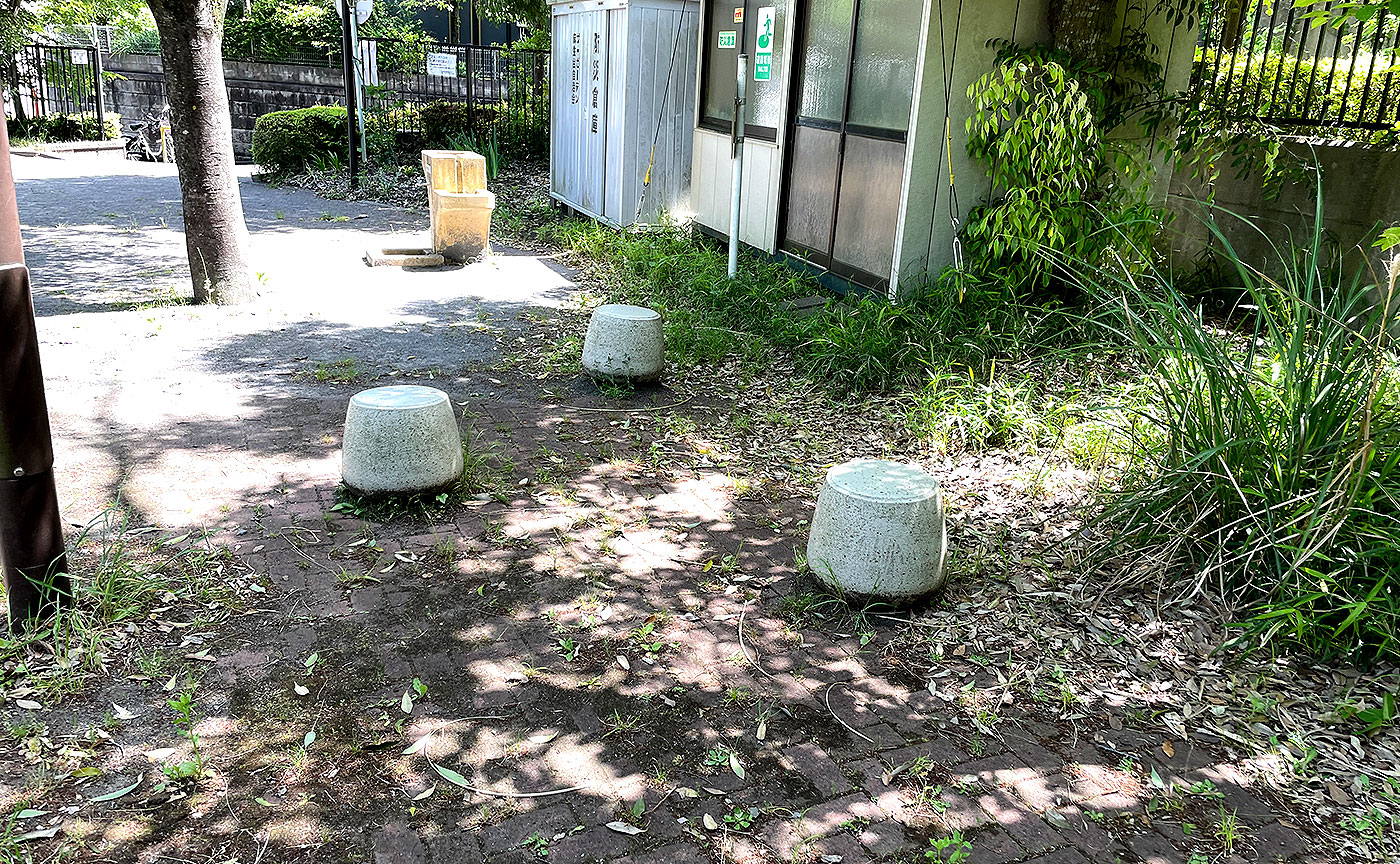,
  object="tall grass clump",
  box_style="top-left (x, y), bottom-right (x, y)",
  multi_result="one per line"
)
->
top-left (1080, 190), bottom-right (1400, 660)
